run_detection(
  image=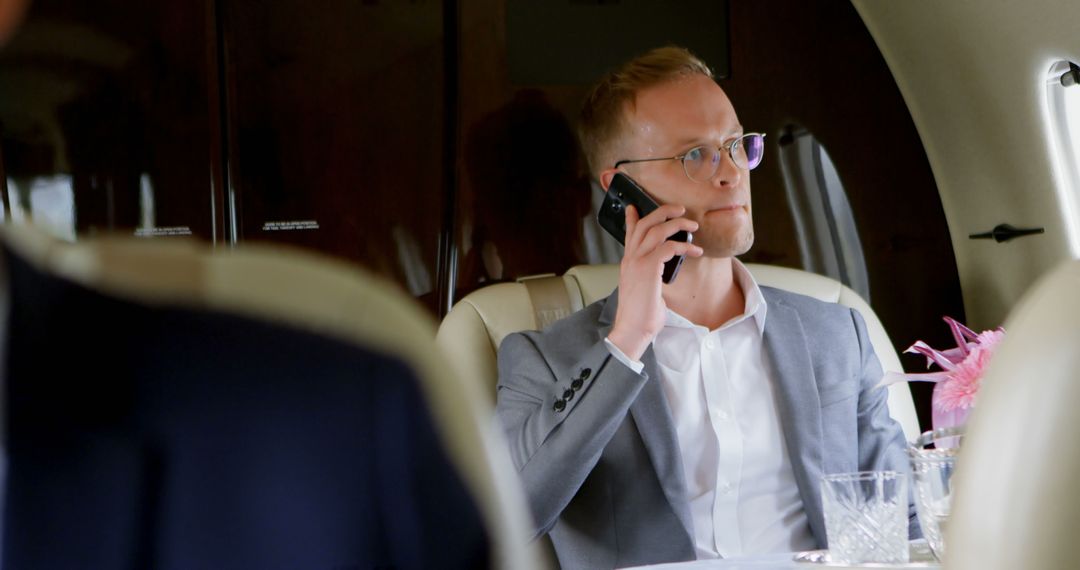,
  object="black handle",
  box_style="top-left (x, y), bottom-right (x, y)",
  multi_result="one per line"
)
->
top-left (969, 223), bottom-right (1045, 243)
